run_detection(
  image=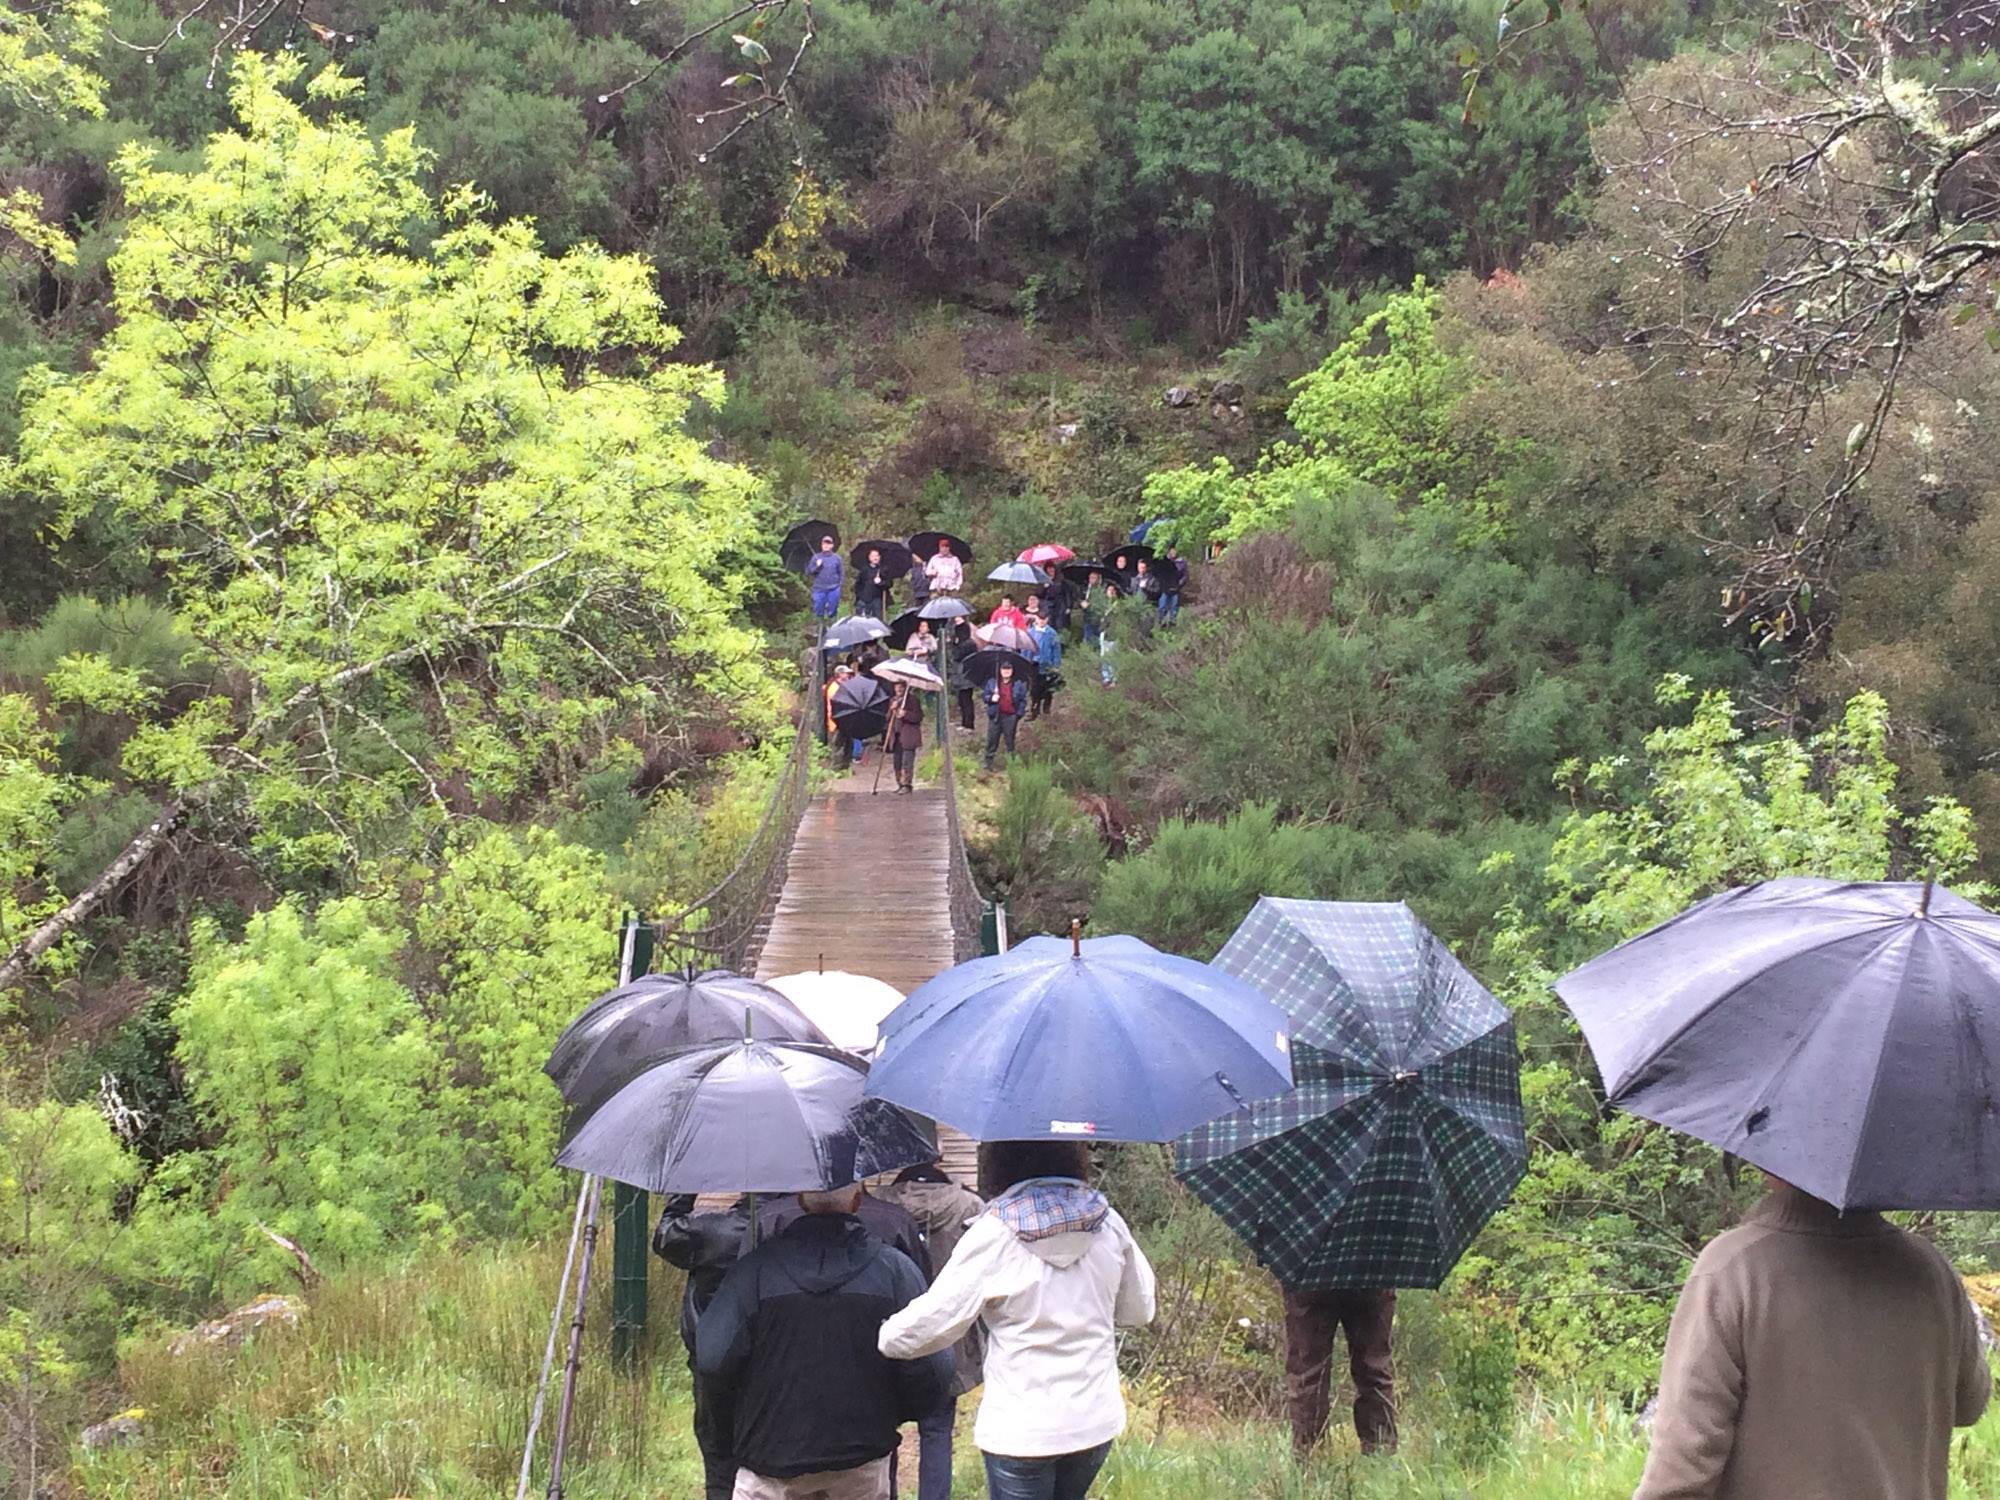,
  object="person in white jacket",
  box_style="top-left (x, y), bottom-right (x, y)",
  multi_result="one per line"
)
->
top-left (878, 1141), bottom-right (1156, 1500)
